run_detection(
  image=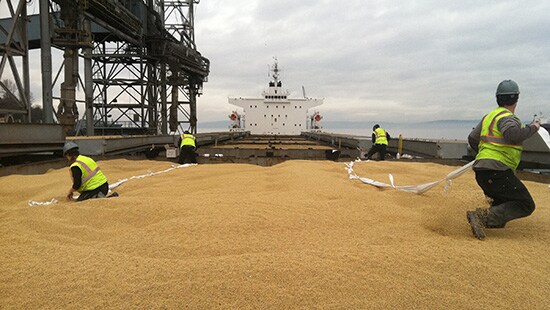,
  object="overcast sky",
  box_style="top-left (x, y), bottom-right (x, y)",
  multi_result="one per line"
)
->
top-left (192, 0), bottom-right (550, 123)
top-left (5, 1), bottom-right (550, 125)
